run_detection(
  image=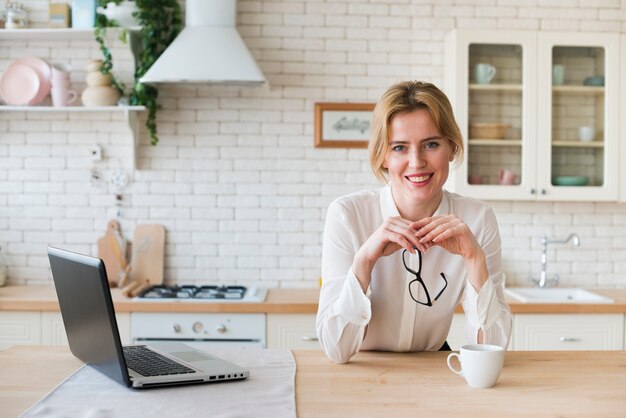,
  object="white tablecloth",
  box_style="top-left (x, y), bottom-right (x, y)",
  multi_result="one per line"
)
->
top-left (21, 348), bottom-right (296, 418)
